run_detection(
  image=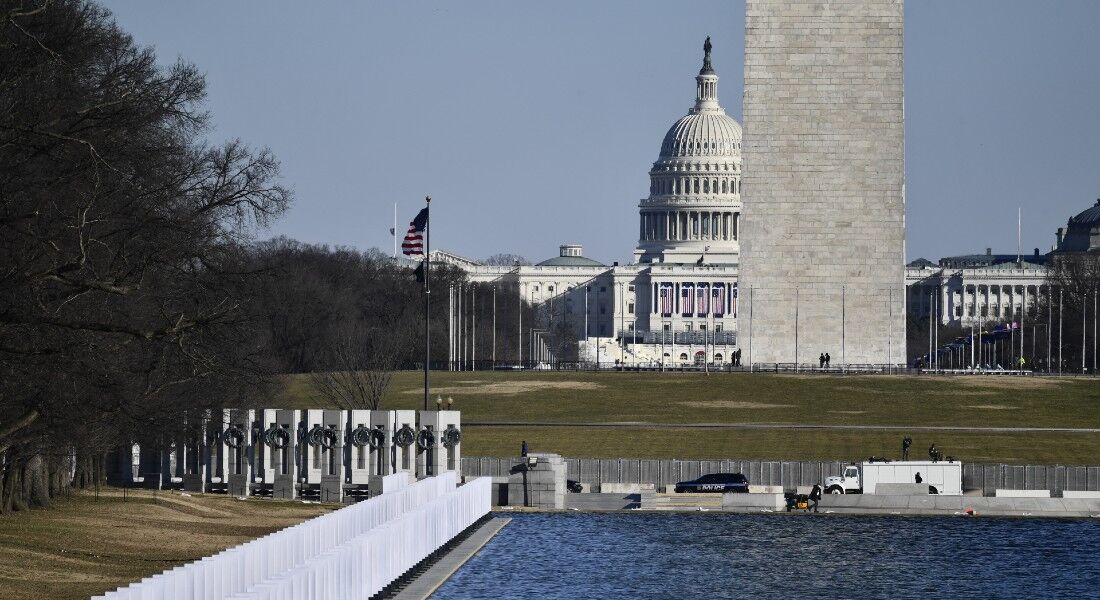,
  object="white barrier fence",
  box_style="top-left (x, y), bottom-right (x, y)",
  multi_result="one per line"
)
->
top-left (94, 473), bottom-right (491, 600)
